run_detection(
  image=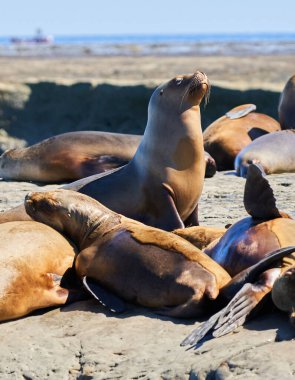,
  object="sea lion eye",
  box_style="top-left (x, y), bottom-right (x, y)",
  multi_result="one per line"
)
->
top-left (160, 89), bottom-right (164, 95)
top-left (175, 78), bottom-right (183, 85)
